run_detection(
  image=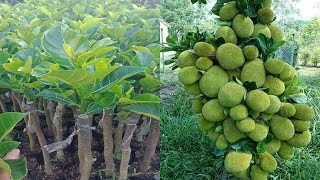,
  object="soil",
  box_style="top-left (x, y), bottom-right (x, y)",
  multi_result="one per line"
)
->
top-left (12, 107), bottom-right (160, 180)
